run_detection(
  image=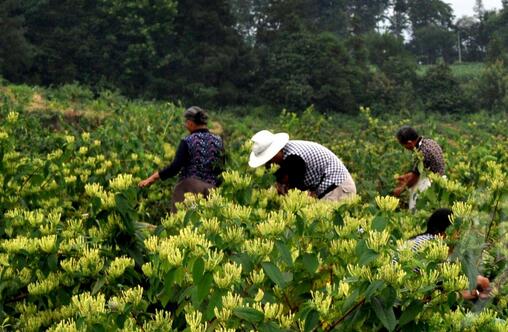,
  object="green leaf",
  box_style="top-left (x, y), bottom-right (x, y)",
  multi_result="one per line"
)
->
top-left (276, 241), bottom-right (293, 267)
top-left (372, 215), bottom-right (387, 231)
top-left (359, 249), bottom-right (378, 265)
top-left (43, 161), bottom-right (50, 178)
top-left (399, 300), bottom-right (423, 326)
top-left (92, 278), bottom-right (106, 295)
top-left (282, 271), bottom-right (294, 284)
top-left (372, 297), bottom-right (397, 332)
top-left (192, 257), bottom-right (205, 284)
top-left (461, 250), bottom-right (480, 290)
top-left (364, 280), bottom-right (385, 300)
top-left (356, 240), bottom-right (378, 265)
top-left (262, 262), bottom-right (287, 288)
top-left (31, 174), bottom-right (45, 186)
top-left (304, 309), bottom-right (320, 332)
top-left (183, 208), bottom-right (198, 226)
top-left (447, 292), bottom-right (458, 308)
top-left (159, 269), bottom-right (176, 306)
top-left (382, 285), bottom-right (397, 307)
top-left (342, 288), bottom-right (360, 312)
top-left (233, 307), bottom-right (264, 323)
top-left (333, 209), bottom-right (344, 227)
top-left (205, 289), bottom-right (223, 320)
top-left (302, 253), bottom-right (319, 274)
top-left (91, 196), bottom-right (102, 215)
top-left (91, 323), bottom-right (105, 332)
top-left (295, 213), bottom-right (305, 235)
top-left (196, 272), bottom-right (213, 305)
top-left (47, 253), bottom-right (58, 271)
top-left (259, 321), bottom-right (285, 332)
